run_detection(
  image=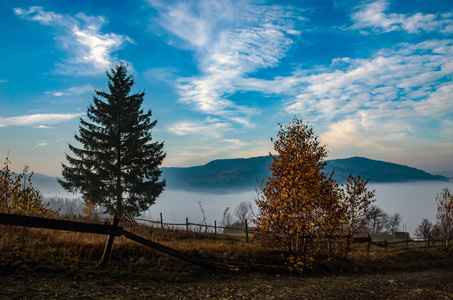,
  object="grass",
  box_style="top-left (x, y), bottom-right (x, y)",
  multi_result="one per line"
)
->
top-left (1, 219), bottom-right (452, 280)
